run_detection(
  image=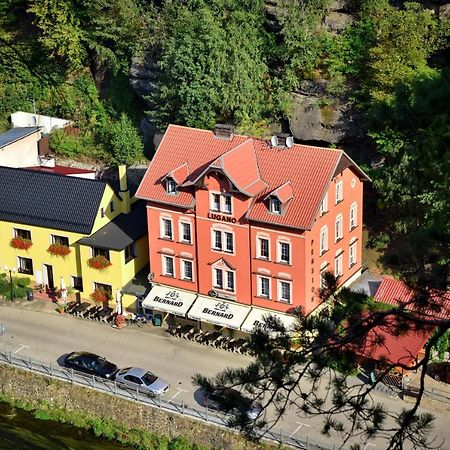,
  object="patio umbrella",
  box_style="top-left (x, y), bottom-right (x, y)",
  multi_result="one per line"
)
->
top-left (116, 290), bottom-right (123, 315)
top-left (60, 277), bottom-right (67, 305)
